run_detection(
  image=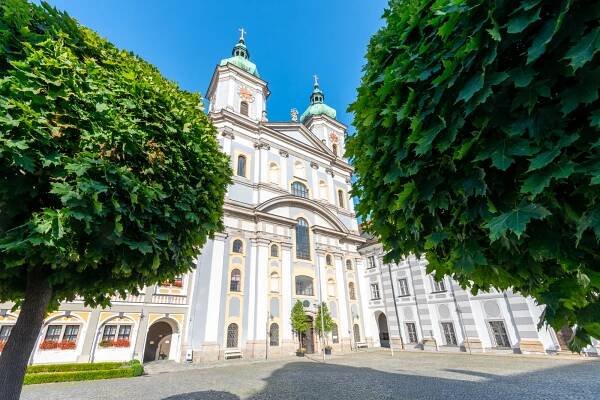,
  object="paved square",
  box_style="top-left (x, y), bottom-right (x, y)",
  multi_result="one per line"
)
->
top-left (21, 350), bottom-right (599, 400)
